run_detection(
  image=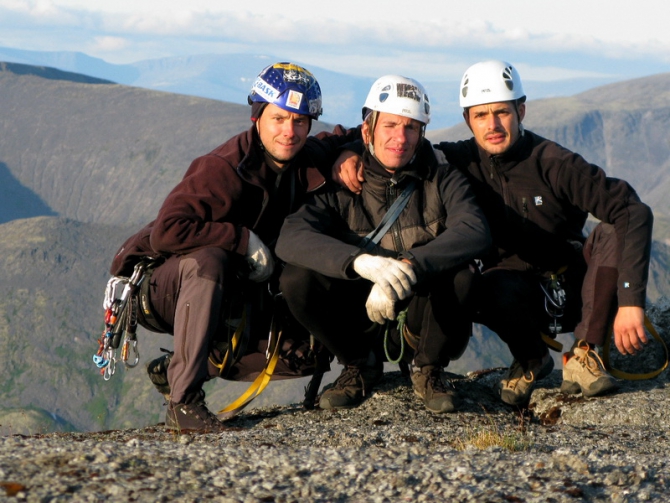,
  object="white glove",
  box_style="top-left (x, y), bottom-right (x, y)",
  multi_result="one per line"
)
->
top-left (365, 283), bottom-right (396, 324)
top-left (245, 231), bottom-right (275, 282)
top-left (353, 254), bottom-right (416, 301)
